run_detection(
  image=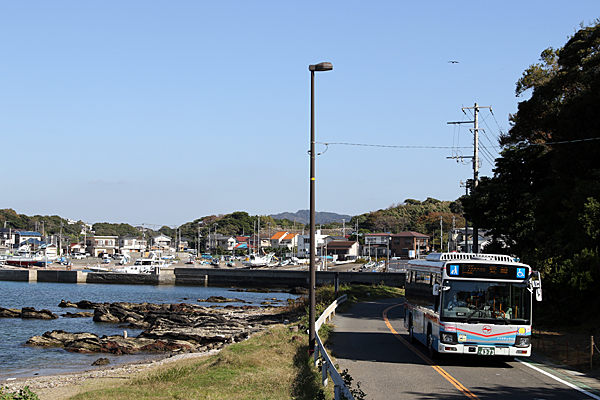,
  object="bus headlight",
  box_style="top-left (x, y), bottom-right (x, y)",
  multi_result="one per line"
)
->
top-left (441, 332), bottom-right (457, 344)
top-left (515, 336), bottom-right (531, 348)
